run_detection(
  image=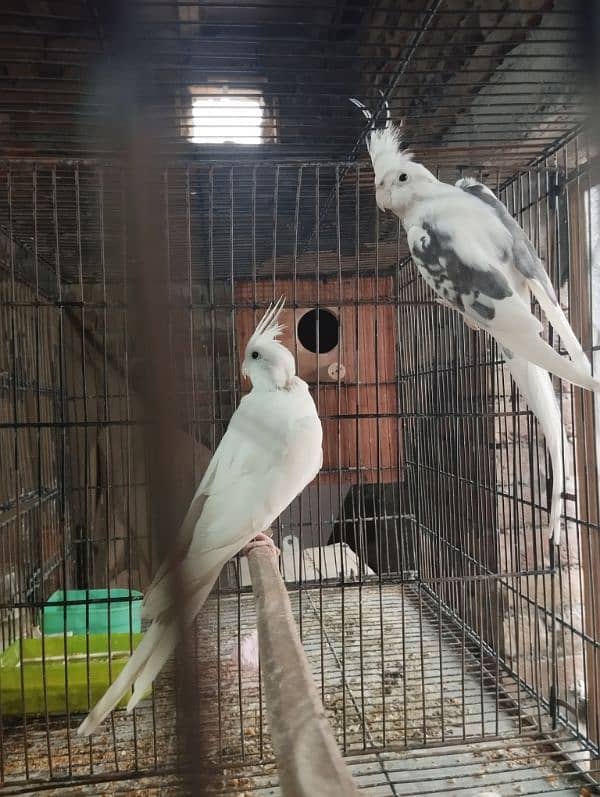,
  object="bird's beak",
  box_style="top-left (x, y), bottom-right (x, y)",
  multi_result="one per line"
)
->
top-left (241, 363), bottom-right (248, 380)
top-left (375, 191), bottom-right (388, 213)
